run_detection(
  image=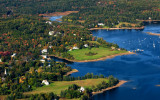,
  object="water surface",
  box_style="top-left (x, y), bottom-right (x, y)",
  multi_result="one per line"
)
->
top-left (68, 22), bottom-right (160, 100)
top-left (49, 16), bottom-right (63, 22)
